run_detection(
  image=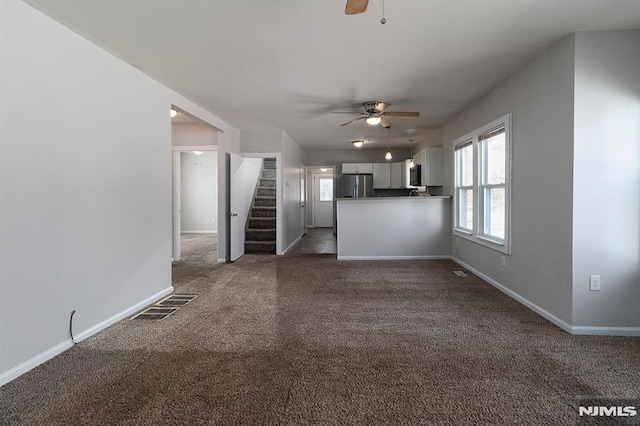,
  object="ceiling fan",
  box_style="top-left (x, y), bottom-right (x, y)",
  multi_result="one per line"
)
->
top-left (345, 0), bottom-right (369, 15)
top-left (333, 101), bottom-right (420, 128)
